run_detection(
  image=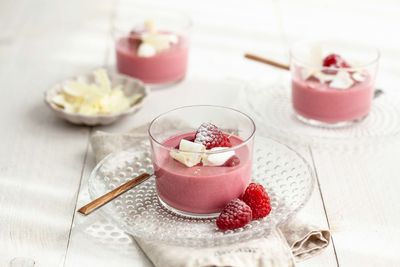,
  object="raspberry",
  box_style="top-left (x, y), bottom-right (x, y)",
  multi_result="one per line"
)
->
top-left (223, 155), bottom-right (240, 167)
top-left (242, 183), bottom-right (271, 220)
top-left (323, 54), bottom-right (351, 68)
top-left (194, 123), bottom-right (232, 149)
top-left (216, 199), bottom-right (252, 231)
